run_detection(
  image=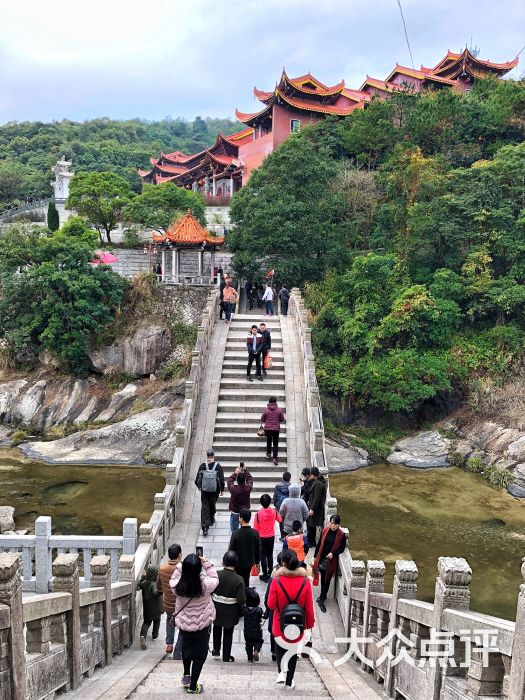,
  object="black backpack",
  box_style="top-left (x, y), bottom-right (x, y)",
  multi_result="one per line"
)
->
top-left (277, 577), bottom-right (307, 637)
